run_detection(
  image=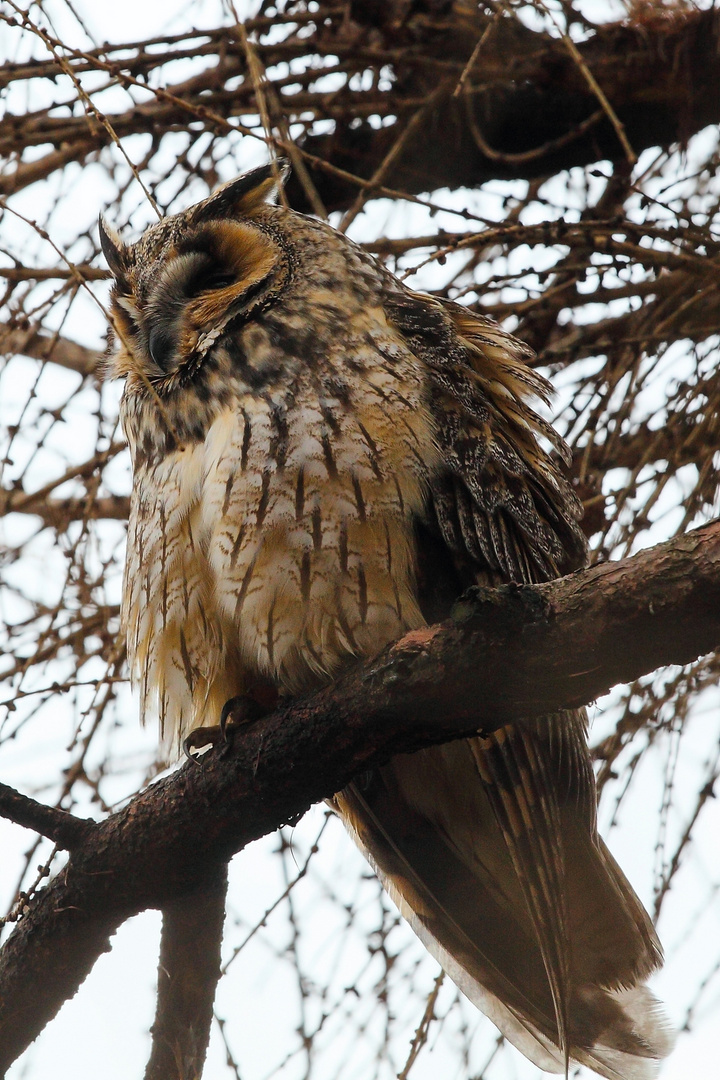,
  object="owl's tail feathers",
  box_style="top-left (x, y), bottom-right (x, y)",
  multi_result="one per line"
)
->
top-left (332, 737), bottom-right (673, 1080)
top-left (574, 986), bottom-right (674, 1080)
